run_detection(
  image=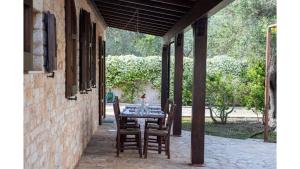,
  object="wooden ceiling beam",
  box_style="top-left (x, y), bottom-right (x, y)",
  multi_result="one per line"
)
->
top-left (107, 24), bottom-right (164, 36)
top-left (116, 0), bottom-right (190, 12)
top-left (97, 5), bottom-right (180, 22)
top-left (94, 0), bottom-right (184, 17)
top-left (103, 15), bottom-right (173, 30)
top-left (105, 19), bottom-right (169, 32)
top-left (98, 8), bottom-right (176, 25)
top-left (101, 12), bottom-right (175, 27)
top-left (149, 0), bottom-right (194, 8)
top-left (105, 19), bottom-right (167, 32)
top-left (108, 25), bottom-right (165, 36)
